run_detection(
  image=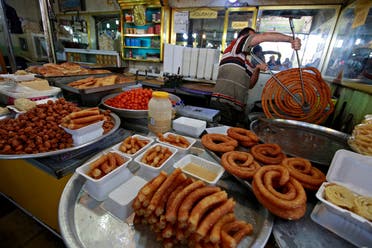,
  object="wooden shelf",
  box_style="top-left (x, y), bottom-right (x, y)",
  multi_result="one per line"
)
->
top-left (124, 46), bottom-right (160, 49)
top-left (123, 58), bottom-right (161, 62)
top-left (124, 34), bottom-right (160, 37)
